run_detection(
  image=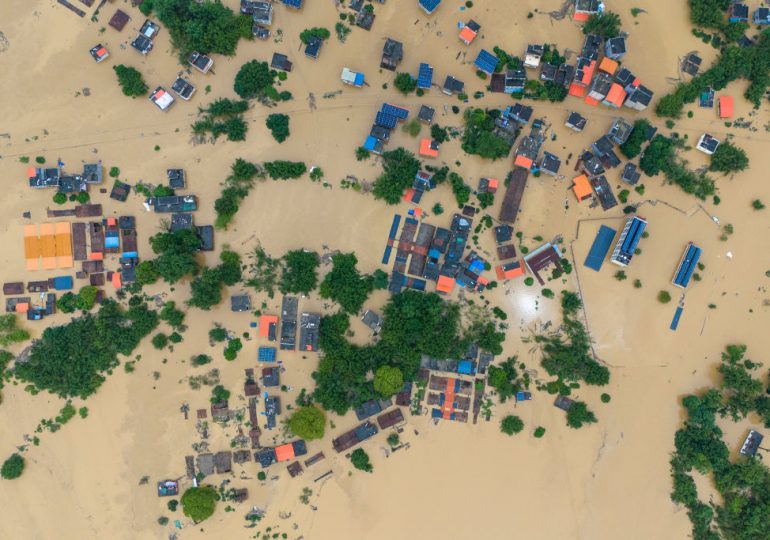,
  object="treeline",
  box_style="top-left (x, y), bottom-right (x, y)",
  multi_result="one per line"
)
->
top-left (140, 0), bottom-right (252, 60)
top-left (214, 158), bottom-right (262, 229)
top-left (245, 247), bottom-right (319, 298)
top-left (319, 253), bottom-right (387, 314)
top-left (688, 0), bottom-right (749, 42)
top-left (670, 344), bottom-right (770, 539)
top-left (192, 99), bottom-right (249, 142)
top-left (640, 136), bottom-right (716, 200)
top-left (13, 299), bottom-right (159, 398)
top-left (312, 291), bottom-right (504, 414)
top-left (656, 28), bottom-right (770, 117)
